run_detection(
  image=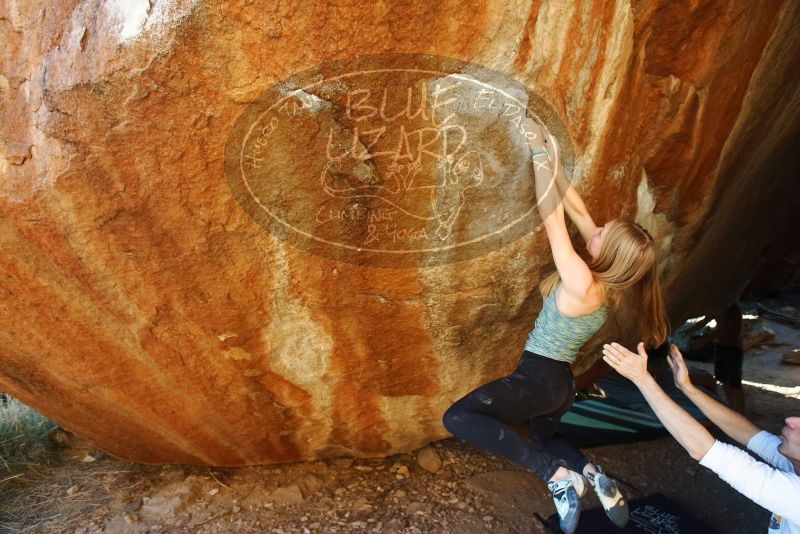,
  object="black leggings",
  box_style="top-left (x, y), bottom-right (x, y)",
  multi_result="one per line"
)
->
top-left (442, 350), bottom-right (589, 482)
